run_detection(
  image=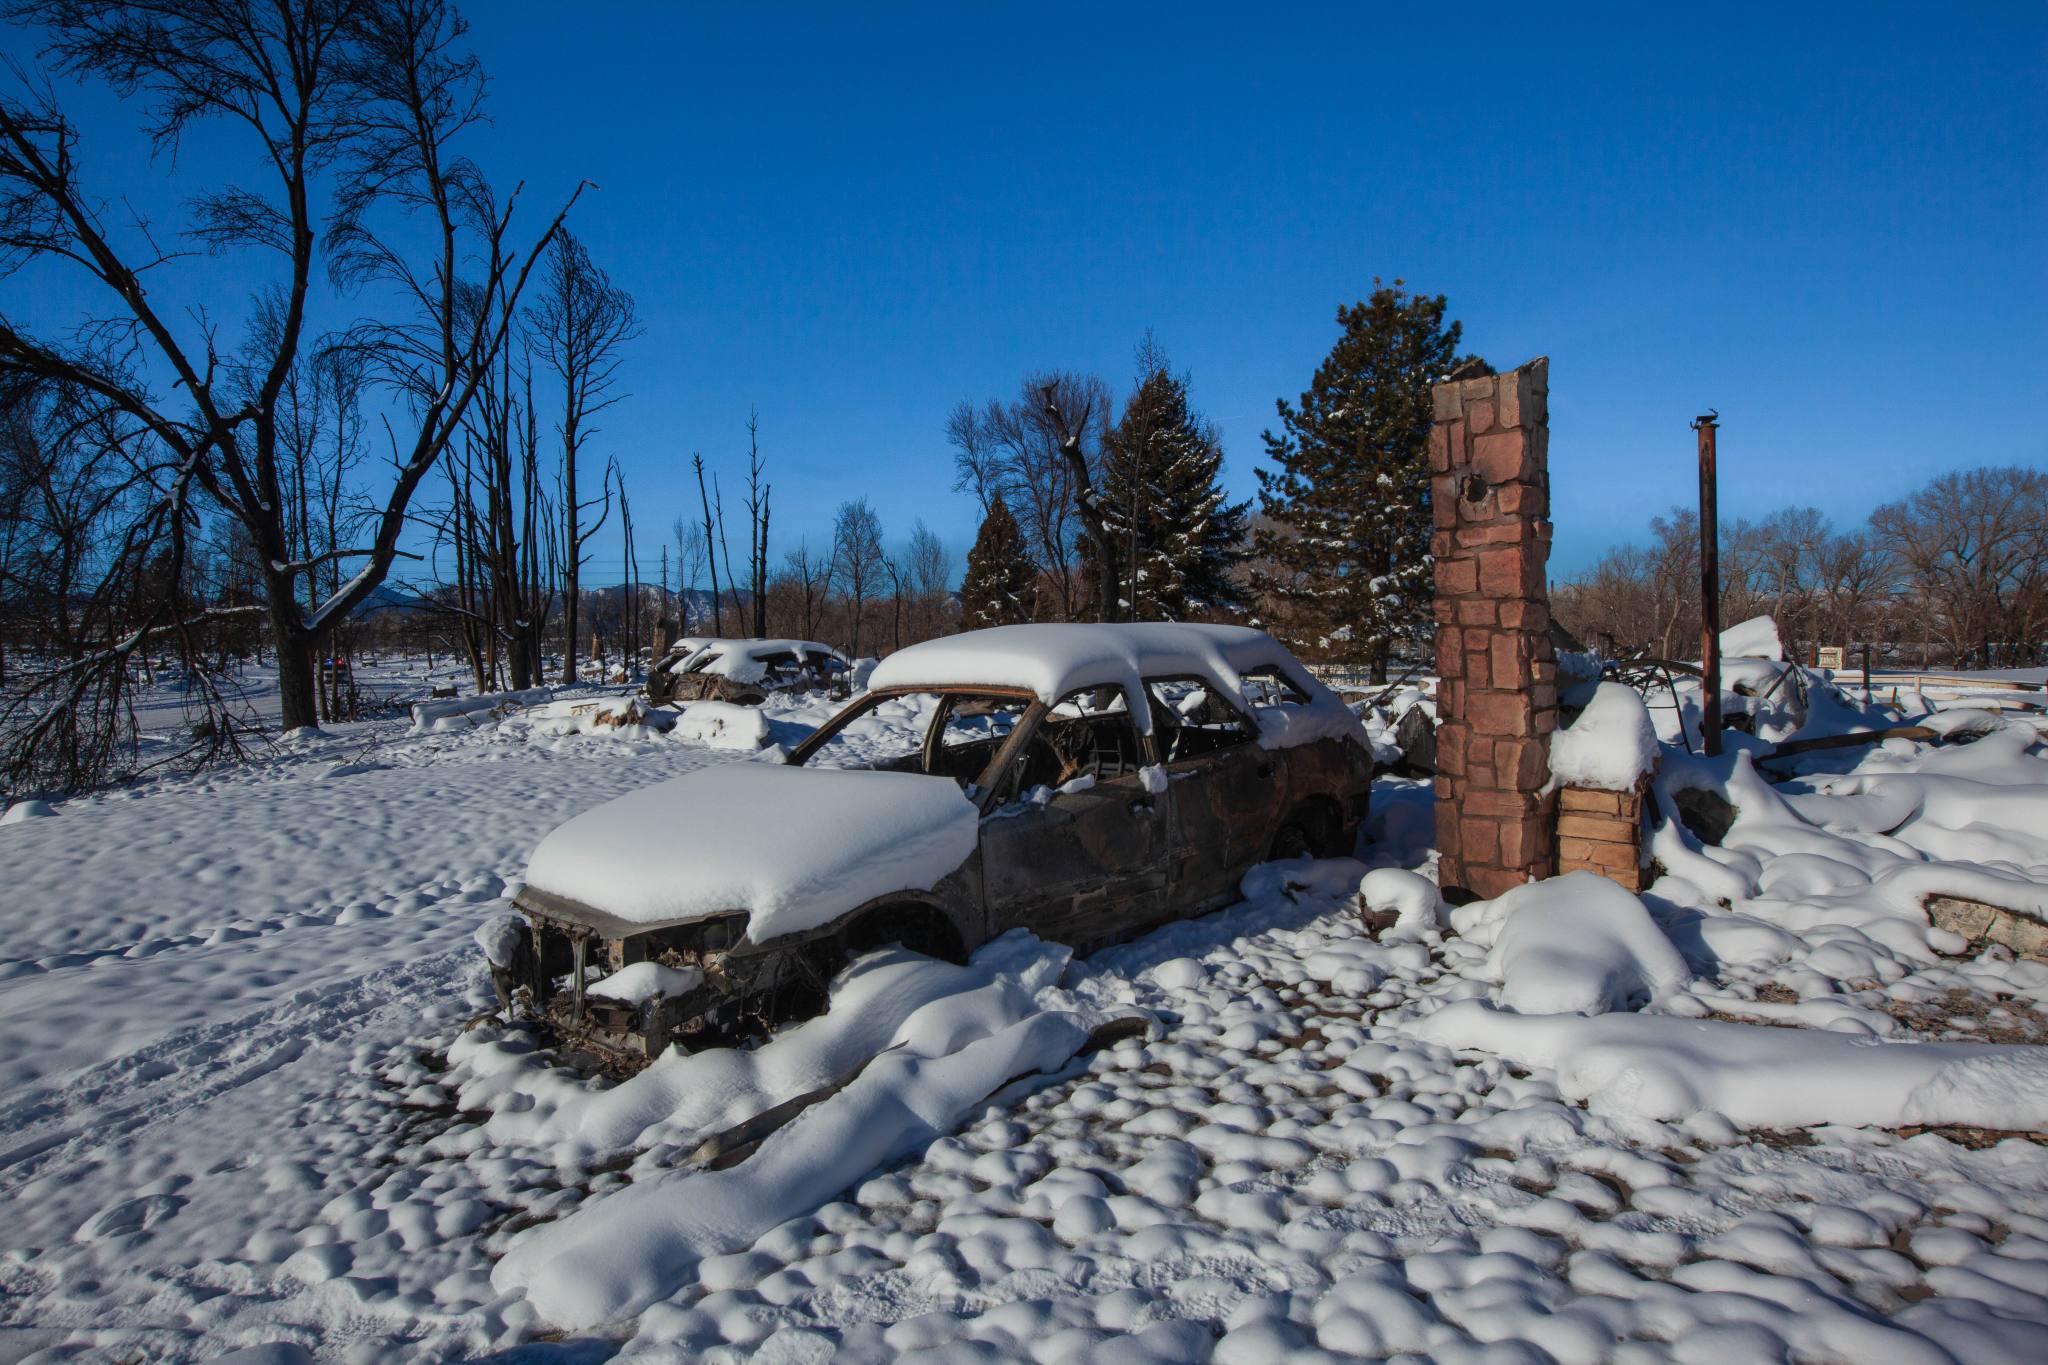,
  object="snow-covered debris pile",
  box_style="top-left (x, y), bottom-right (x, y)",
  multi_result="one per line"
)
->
top-left (672, 699), bottom-right (771, 749)
top-left (1549, 681), bottom-right (1659, 790)
top-left (1419, 1001), bottom-right (2048, 1129)
top-left (522, 763), bottom-right (978, 938)
top-left (408, 686), bottom-right (550, 734)
top-left (1720, 613), bottom-right (1785, 661)
top-left (1451, 872), bottom-right (1691, 1014)
top-left (480, 933), bottom-right (1109, 1330)
top-left (1355, 866), bottom-right (1444, 942)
